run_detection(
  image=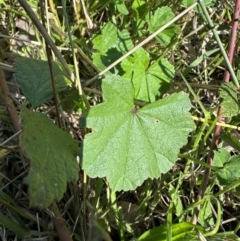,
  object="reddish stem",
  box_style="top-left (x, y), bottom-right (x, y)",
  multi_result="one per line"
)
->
top-left (49, 202), bottom-right (73, 241)
top-left (205, 0), bottom-right (240, 195)
top-left (193, 0), bottom-right (240, 223)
